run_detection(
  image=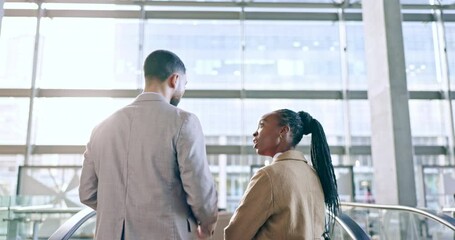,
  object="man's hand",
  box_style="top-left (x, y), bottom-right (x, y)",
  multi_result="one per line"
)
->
top-left (197, 225), bottom-right (213, 240)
